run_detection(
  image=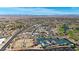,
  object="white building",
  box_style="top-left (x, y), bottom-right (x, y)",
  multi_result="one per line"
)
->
top-left (0, 38), bottom-right (6, 44)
